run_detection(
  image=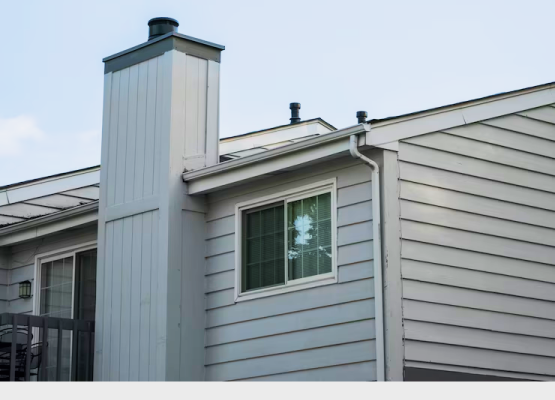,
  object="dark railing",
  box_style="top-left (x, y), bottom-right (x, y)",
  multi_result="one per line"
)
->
top-left (0, 313), bottom-right (94, 381)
